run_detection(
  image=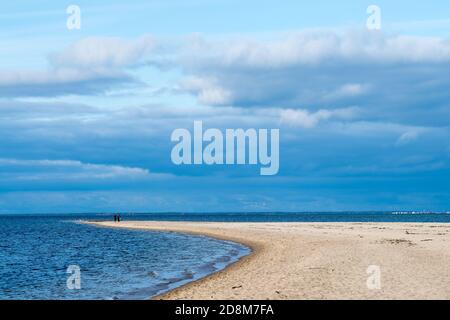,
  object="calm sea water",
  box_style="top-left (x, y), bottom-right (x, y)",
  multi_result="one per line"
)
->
top-left (1, 212), bottom-right (449, 300)
top-left (0, 214), bottom-right (249, 300)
